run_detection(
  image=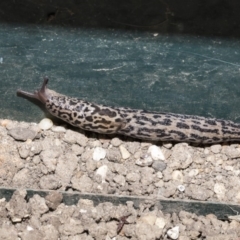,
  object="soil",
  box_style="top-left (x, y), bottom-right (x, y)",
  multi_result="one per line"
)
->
top-left (0, 118), bottom-right (240, 240)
